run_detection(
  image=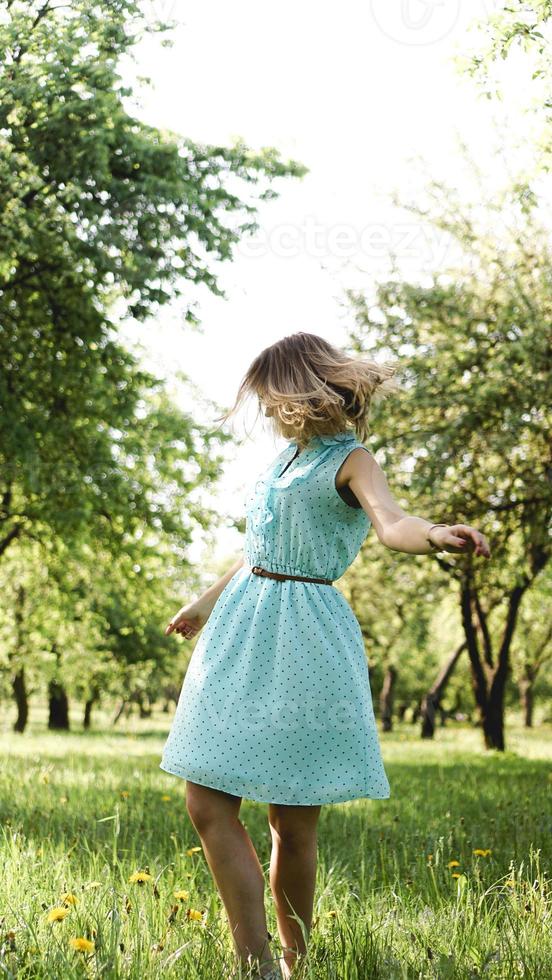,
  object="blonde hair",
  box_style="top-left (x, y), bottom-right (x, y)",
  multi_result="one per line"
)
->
top-left (216, 332), bottom-right (401, 449)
